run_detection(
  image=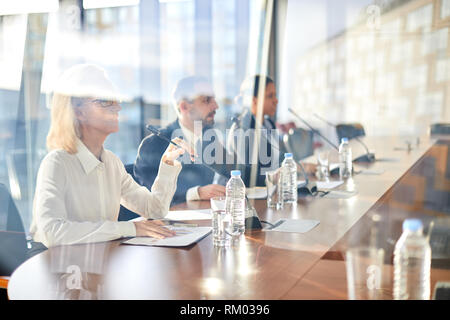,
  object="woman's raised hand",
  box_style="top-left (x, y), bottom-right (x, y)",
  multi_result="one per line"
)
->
top-left (161, 137), bottom-right (196, 165)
